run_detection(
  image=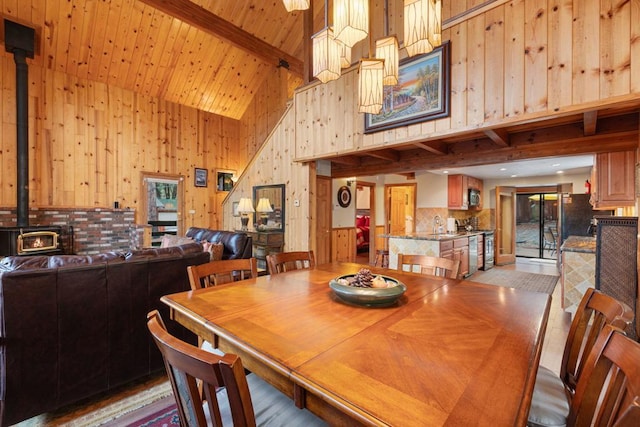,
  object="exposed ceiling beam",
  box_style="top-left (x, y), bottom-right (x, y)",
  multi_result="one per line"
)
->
top-left (365, 149), bottom-right (400, 162)
top-left (583, 111), bottom-right (598, 136)
top-left (484, 128), bottom-right (510, 147)
top-left (413, 141), bottom-right (448, 155)
top-left (330, 155), bottom-right (362, 166)
top-left (138, 0), bottom-right (303, 76)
